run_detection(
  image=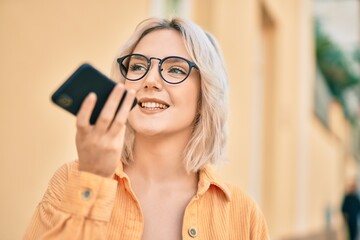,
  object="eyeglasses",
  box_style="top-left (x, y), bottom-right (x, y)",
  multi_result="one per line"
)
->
top-left (117, 54), bottom-right (199, 84)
